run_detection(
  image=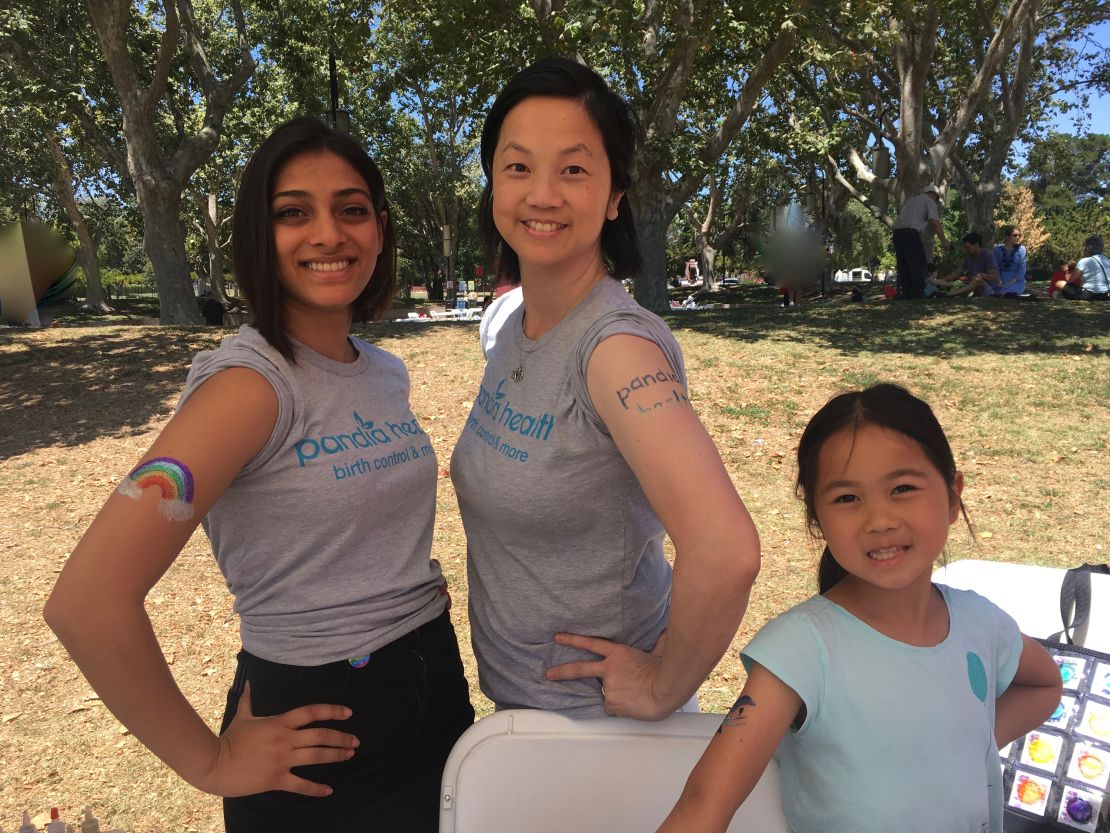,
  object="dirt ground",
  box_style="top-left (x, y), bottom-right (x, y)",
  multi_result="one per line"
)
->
top-left (2, 297), bottom-right (1108, 831)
